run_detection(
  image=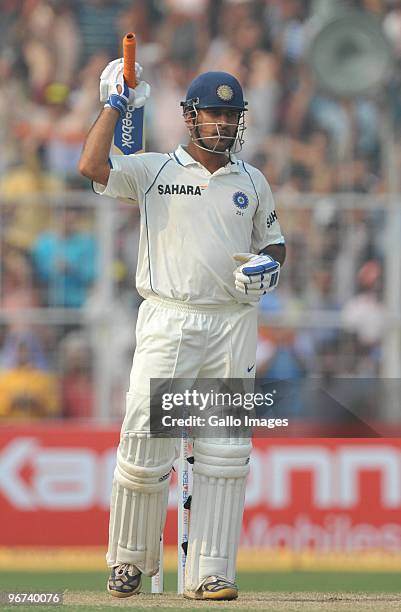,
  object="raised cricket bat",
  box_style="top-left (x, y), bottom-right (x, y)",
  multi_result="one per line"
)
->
top-left (111, 32), bottom-right (145, 156)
